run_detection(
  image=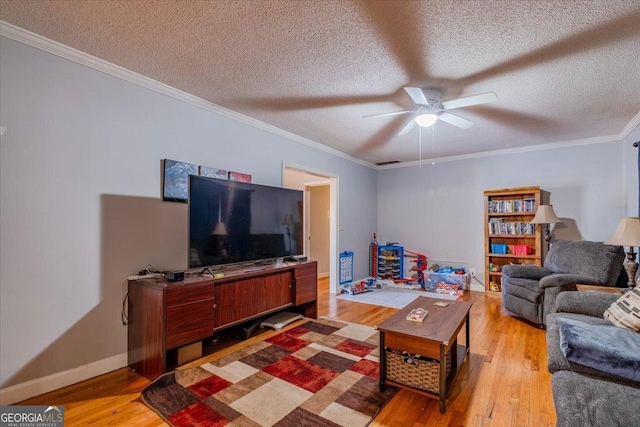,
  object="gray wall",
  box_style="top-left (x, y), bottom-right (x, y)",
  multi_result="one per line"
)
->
top-left (623, 124), bottom-right (640, 216)
top-left (0, 37), bottom-right (377, 388)
top-left (378, 139), bottom-right (634, 286)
